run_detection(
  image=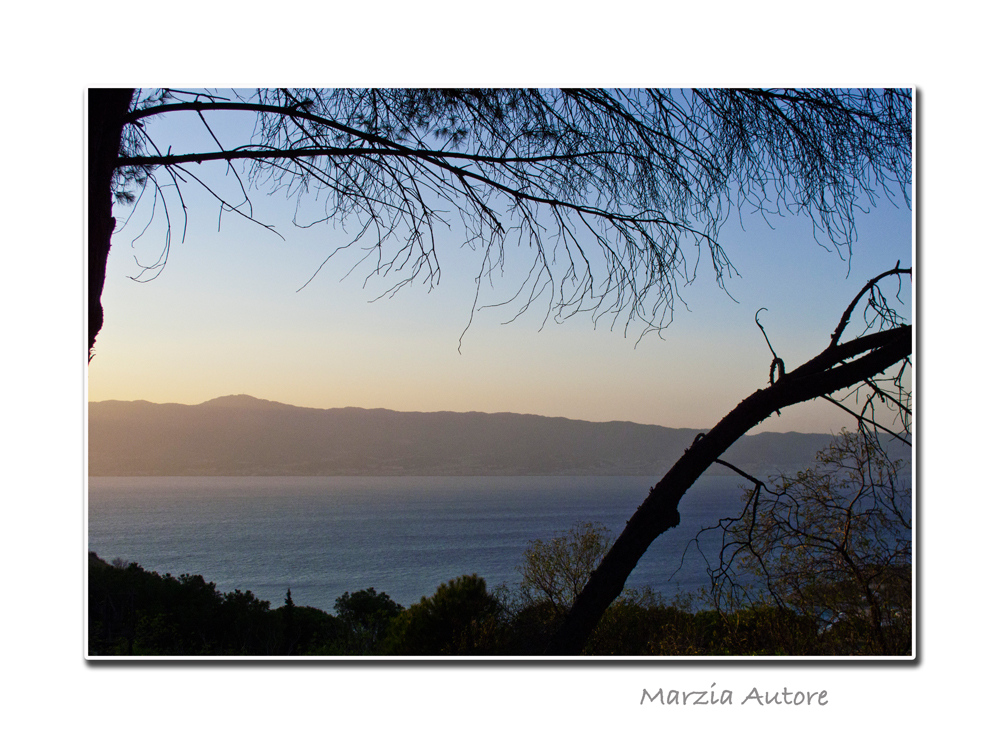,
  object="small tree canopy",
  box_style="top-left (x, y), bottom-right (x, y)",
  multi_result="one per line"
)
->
top-left (518, 521), bottom-right (611, 611)
top-left (333, 587), bottom-right (404, 654)
top-left (383, 575), bottom-right (500, 655)
top-left (713, 429), bottom-right (911, 654)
